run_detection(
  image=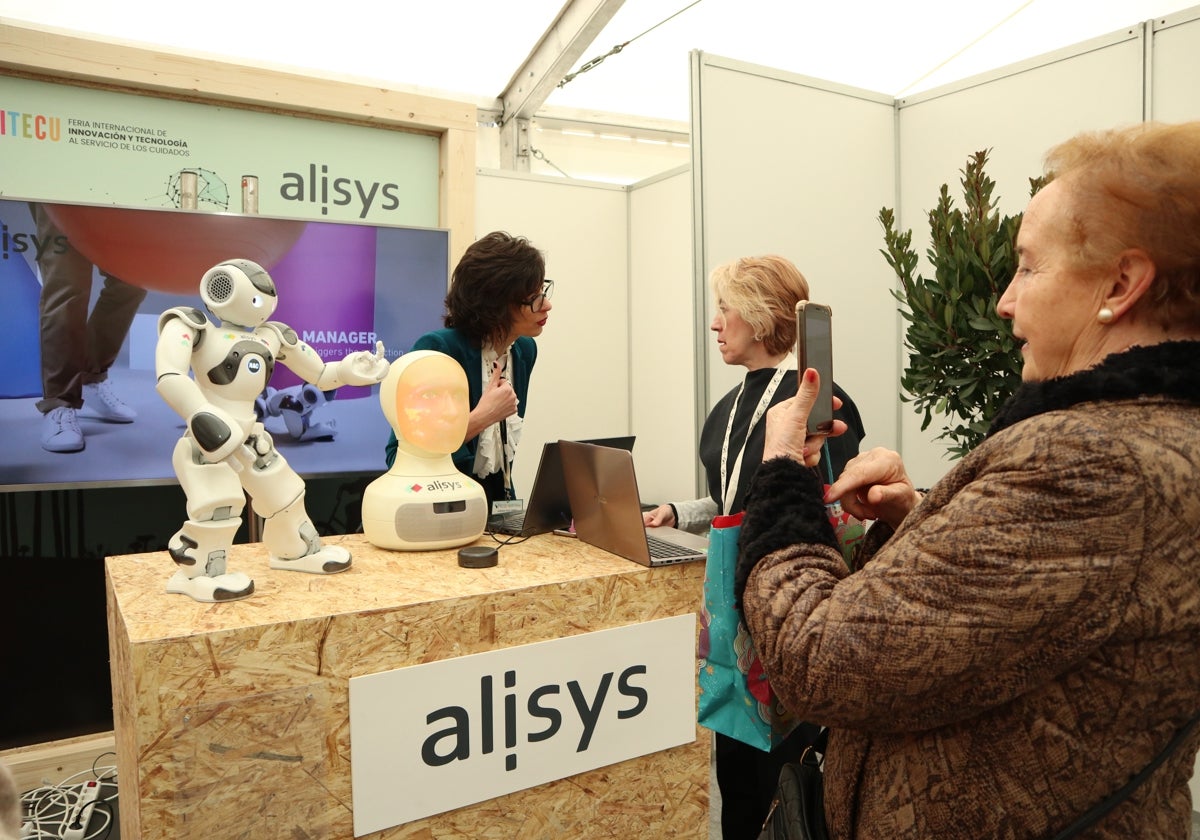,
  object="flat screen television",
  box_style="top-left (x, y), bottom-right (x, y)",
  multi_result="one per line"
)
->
top-left (0, 197), bottom-right (448, 491)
